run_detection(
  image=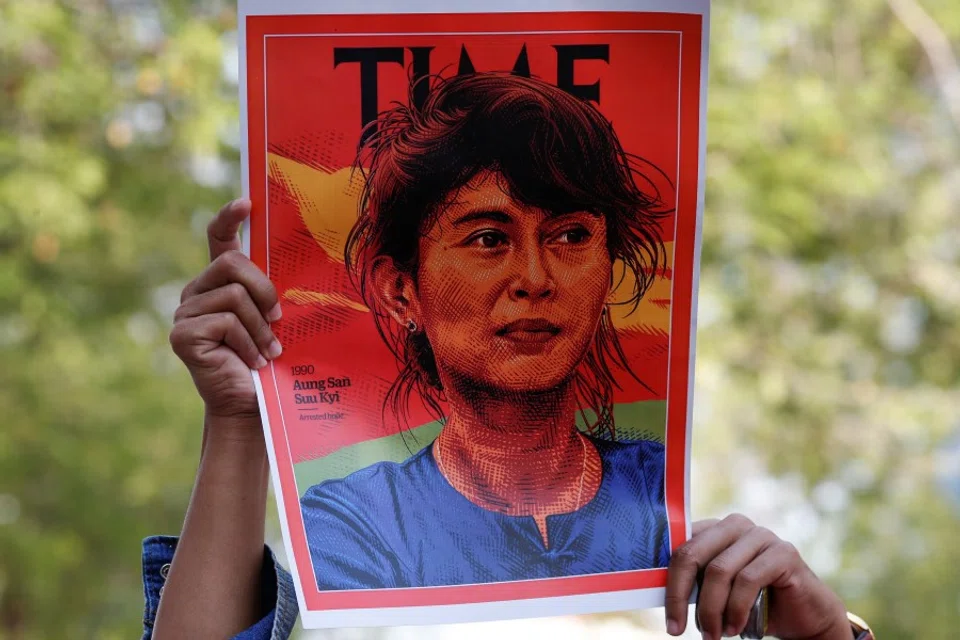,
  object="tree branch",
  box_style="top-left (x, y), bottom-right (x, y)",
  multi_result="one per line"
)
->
top-left (888, 0), bottom-right (960, 130)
